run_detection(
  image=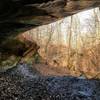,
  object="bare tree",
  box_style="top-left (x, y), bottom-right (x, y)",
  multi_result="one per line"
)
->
top-left (67, 16), bottom-right (73, 69)
top-left (45, 24), bottom-right (54, 54)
